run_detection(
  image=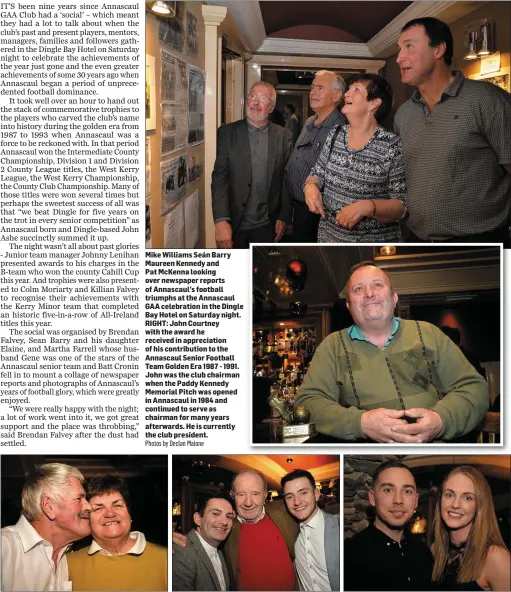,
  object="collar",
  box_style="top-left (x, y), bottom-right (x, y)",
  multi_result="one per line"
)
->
top-left (14, 516), bottom-right (72, 559)
top-left (88, 531), bottom-right (146, 556)
top-left (300, 507), bottom-right (323, 530)
top-left (196, 531), bottom-right (220, 558)
top-left (348, 317), bottom-right (400, 348)
top-left (247, 121), bottom-right (269, 133)
top-left (369, 522), bottom-right (407, 547)
top-left (13, 516), bottom-right (48, 553)
top-left (237, 506), bottom-right (266, 524)
top-left (412, 70), bottom-right (464, 104)
top-left (307, 108), bottom-right (341, 130)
